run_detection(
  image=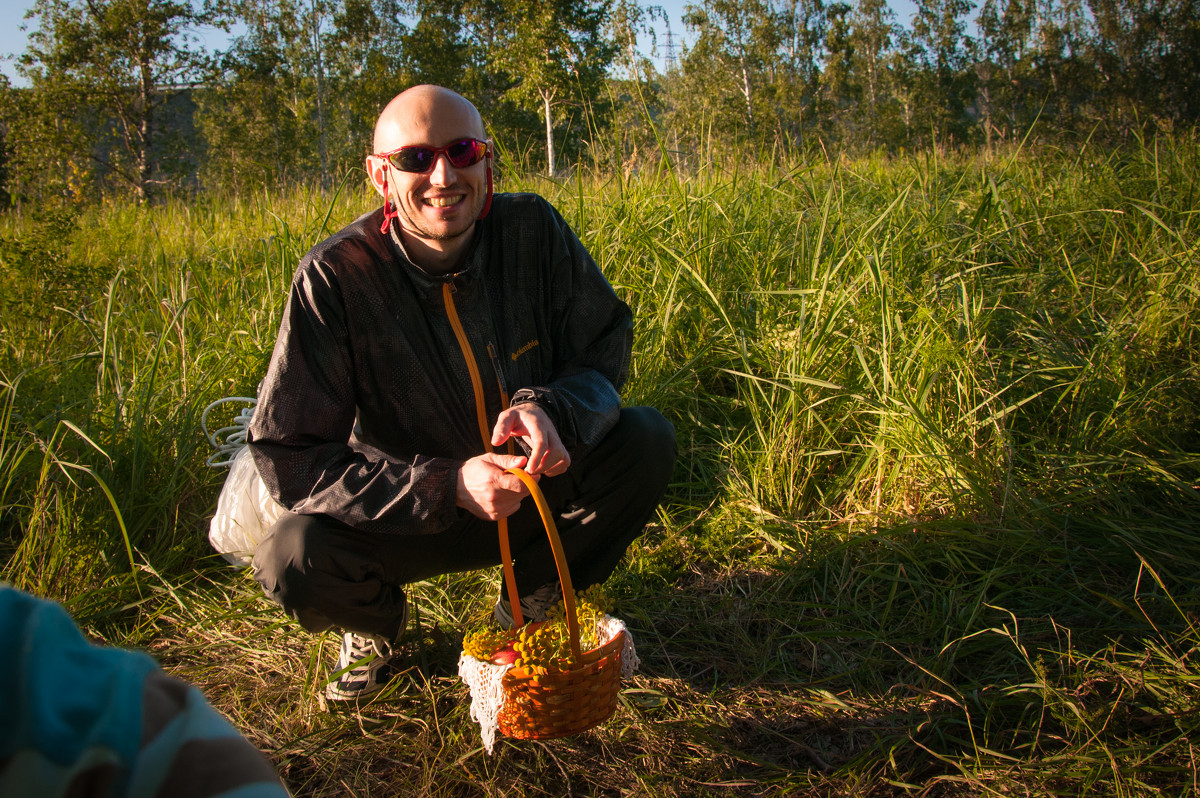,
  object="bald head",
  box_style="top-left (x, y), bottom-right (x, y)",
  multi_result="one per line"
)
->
top-left (373, 85), bottom-right (486, 153)
top-left (365, 84), bottom-right (492, 273)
